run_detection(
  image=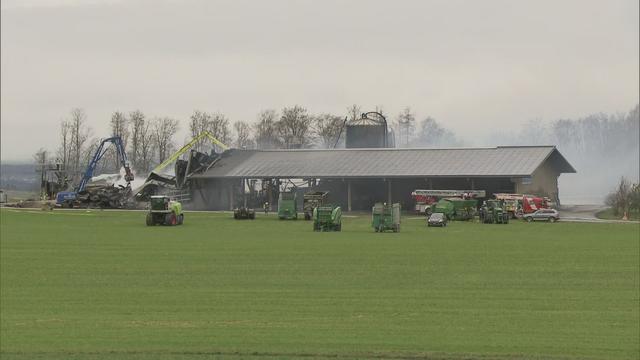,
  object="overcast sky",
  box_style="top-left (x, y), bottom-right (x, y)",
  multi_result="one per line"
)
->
top-left (1, 0), bottom-right (638, 162)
